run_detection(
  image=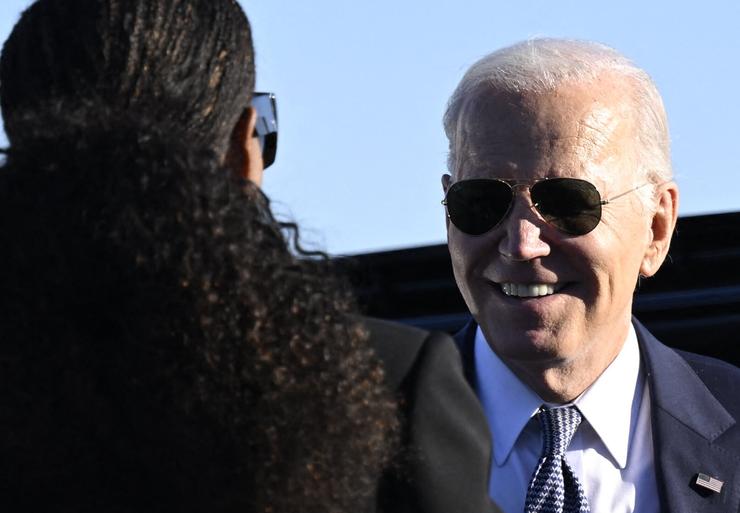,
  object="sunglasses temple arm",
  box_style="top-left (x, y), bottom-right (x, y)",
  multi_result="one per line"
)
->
top-left (602, 179), bottom-right (675, 205)
top-left (601, 182), bottom-right (649, 205)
